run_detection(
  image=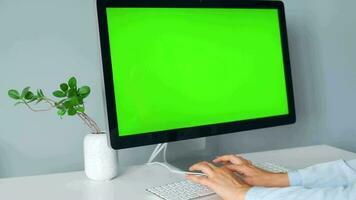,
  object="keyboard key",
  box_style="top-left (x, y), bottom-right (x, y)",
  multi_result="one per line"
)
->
top-left (146, 180), bottom-right (215, 200)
